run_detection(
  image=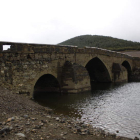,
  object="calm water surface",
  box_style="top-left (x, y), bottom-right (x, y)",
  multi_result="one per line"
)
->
top-left (36, 82), bottom-right (140, 138)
